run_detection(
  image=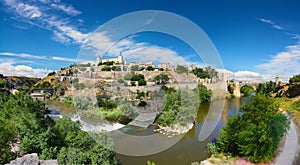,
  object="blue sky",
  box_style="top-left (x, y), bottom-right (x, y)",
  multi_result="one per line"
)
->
top-left (0, 0), bottom-right (300, 82)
